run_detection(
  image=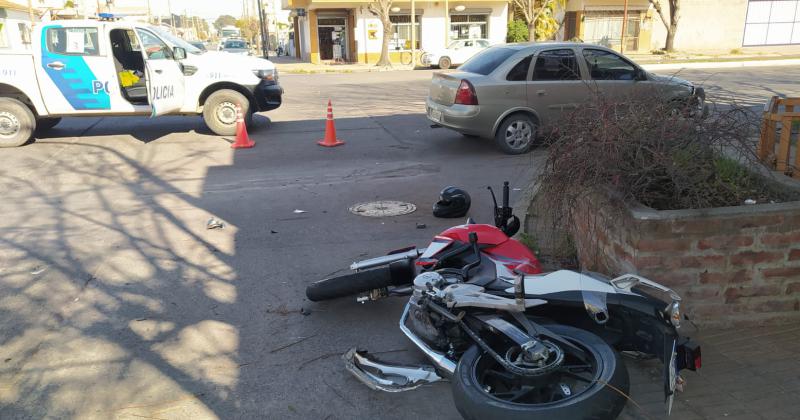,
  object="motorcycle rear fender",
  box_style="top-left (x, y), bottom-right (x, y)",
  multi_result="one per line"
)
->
top-left (526, 287), bottom-right (698, 406)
